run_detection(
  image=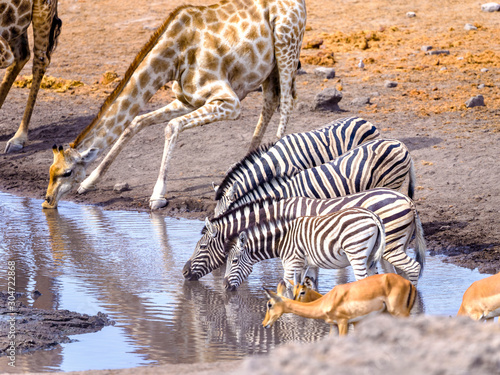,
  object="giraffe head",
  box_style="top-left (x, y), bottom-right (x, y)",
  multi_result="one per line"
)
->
top-left (42, 145), bottom-right (97, 209)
